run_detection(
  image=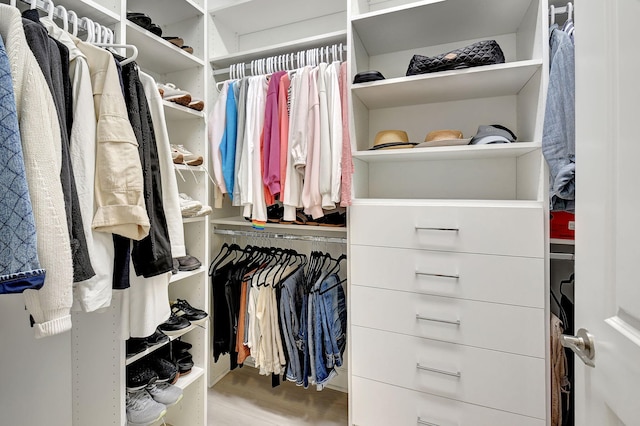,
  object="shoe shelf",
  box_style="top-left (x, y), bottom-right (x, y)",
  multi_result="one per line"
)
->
top-left (182, 216), bottom-right (208, 224)
top-left (126, 22), bottom-right (206, 74)
top-left (163, 101), bottom-right (206, 121)
top-left (125, 324), bottom-right (199, 366)
top-left (129, 0), bottom-right (204, 23)
top-left (351, 0), bottom-right (535, 56)
top-left (174, 164), bottom-right (207, 172)
top-left (352, 141), bottom-right (542, 163)
top-left (550, 238), bottom-right (575, 246)
top-left (49, 0), bottom-right (120, 25)
top-left (210, 30), bottom-right (347, 75)
top-left (174, 366), bottom-right (205, 391)
top-left (351, 59), bottom-right (542, 109)
top-left (170, 266), bottom-right (206, 284)
top-left (212, 216), bottom-right (347, 234)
